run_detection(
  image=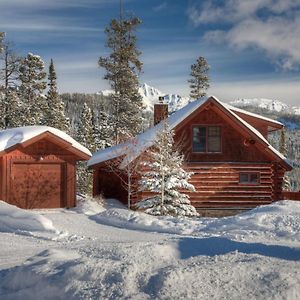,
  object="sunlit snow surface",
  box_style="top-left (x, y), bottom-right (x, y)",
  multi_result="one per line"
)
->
top-left (0, 198), bottom-right (300, 299)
